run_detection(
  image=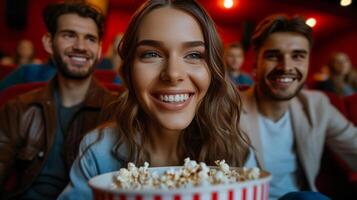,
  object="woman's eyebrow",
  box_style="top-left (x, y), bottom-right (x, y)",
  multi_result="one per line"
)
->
top-left (136, 40), bottom-right (205, 48)
top-left (136, 40), bottom-right (163, 48)
top-left (182, 41), bottom-right (205, 48)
